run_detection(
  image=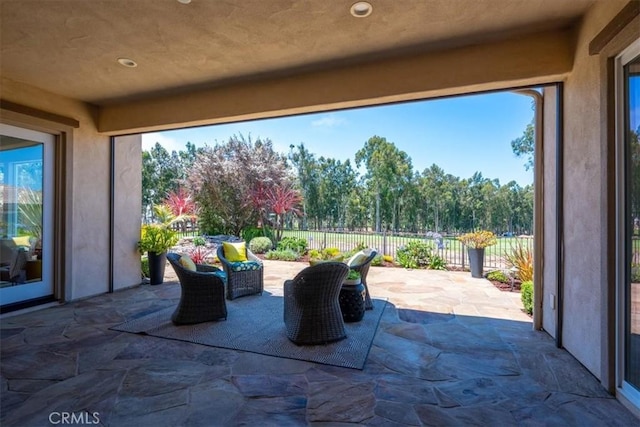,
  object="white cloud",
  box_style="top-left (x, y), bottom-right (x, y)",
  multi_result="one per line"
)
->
top-left (141, 132), bottom-right (186, 153)
top-left (311, 114), bottom-right (347, 128)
